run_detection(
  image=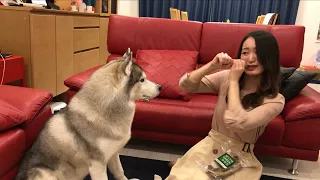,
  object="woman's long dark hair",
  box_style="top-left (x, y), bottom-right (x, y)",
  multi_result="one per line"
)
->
top-left (234, 30), bottom-right (280, 109)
